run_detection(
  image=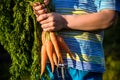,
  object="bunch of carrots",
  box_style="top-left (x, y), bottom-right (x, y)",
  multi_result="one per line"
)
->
top-left (40, 31), bottom-right (76, 77)
top-left (31, 1), bottom-right (76, 77)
